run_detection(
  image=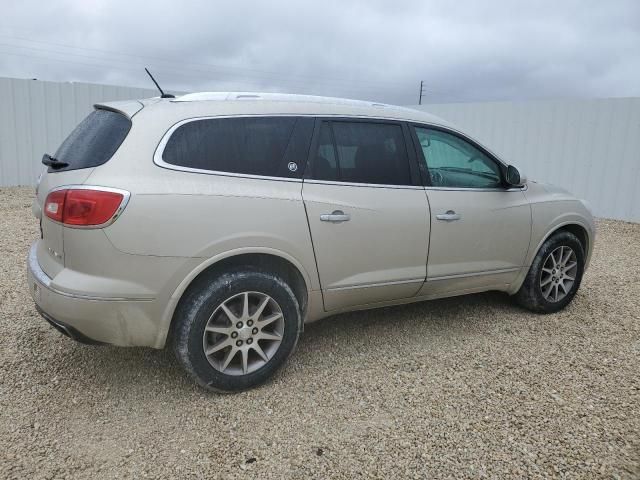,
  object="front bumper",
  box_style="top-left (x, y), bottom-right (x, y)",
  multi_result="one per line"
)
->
top-left (27, 241), bottom-right (159, 347)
